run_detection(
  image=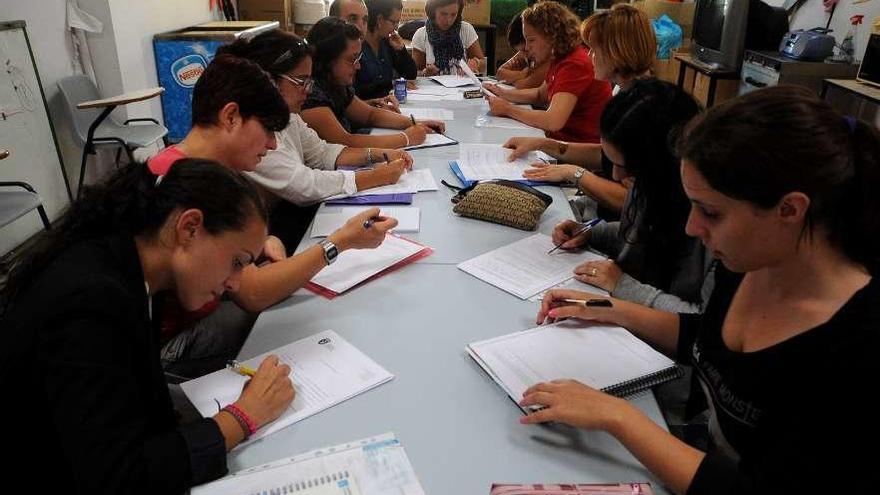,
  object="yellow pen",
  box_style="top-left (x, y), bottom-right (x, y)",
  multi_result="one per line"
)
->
top-left (226, 359), bottom-right (257, 377)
